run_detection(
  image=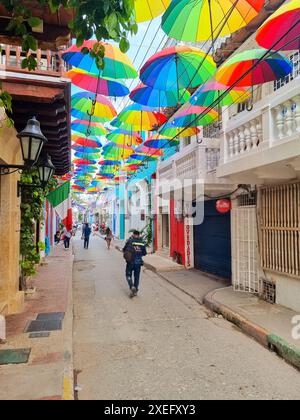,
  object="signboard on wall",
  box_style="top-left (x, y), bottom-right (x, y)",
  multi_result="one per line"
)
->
top-left (184, 218), bottom-right (194, 269)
